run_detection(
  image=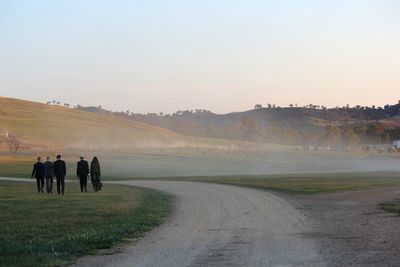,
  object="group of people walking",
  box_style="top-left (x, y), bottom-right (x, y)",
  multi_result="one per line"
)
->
top-left (31, 154), bottom-right (102, 194)
top-left (76, 155), bottom-right (102, 193)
